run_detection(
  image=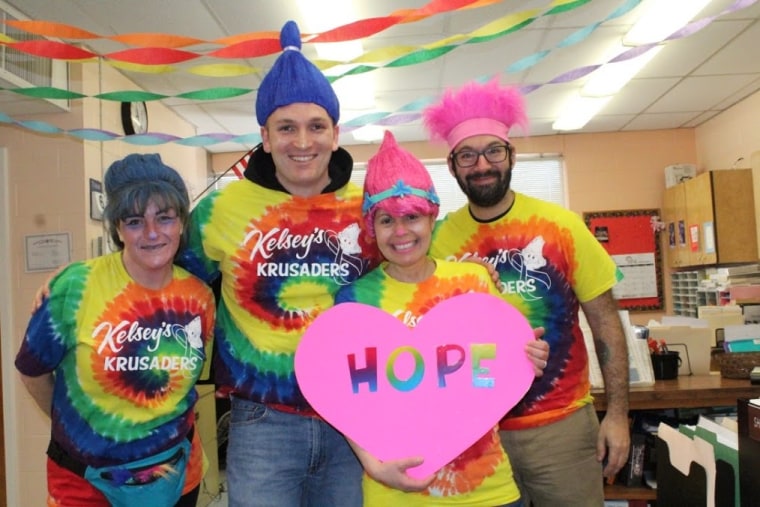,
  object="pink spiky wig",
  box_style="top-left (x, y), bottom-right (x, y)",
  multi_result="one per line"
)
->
top-left (362, 130), bottom-right (440, 238)
top-left (422, 78), bottom-right (528, 150)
